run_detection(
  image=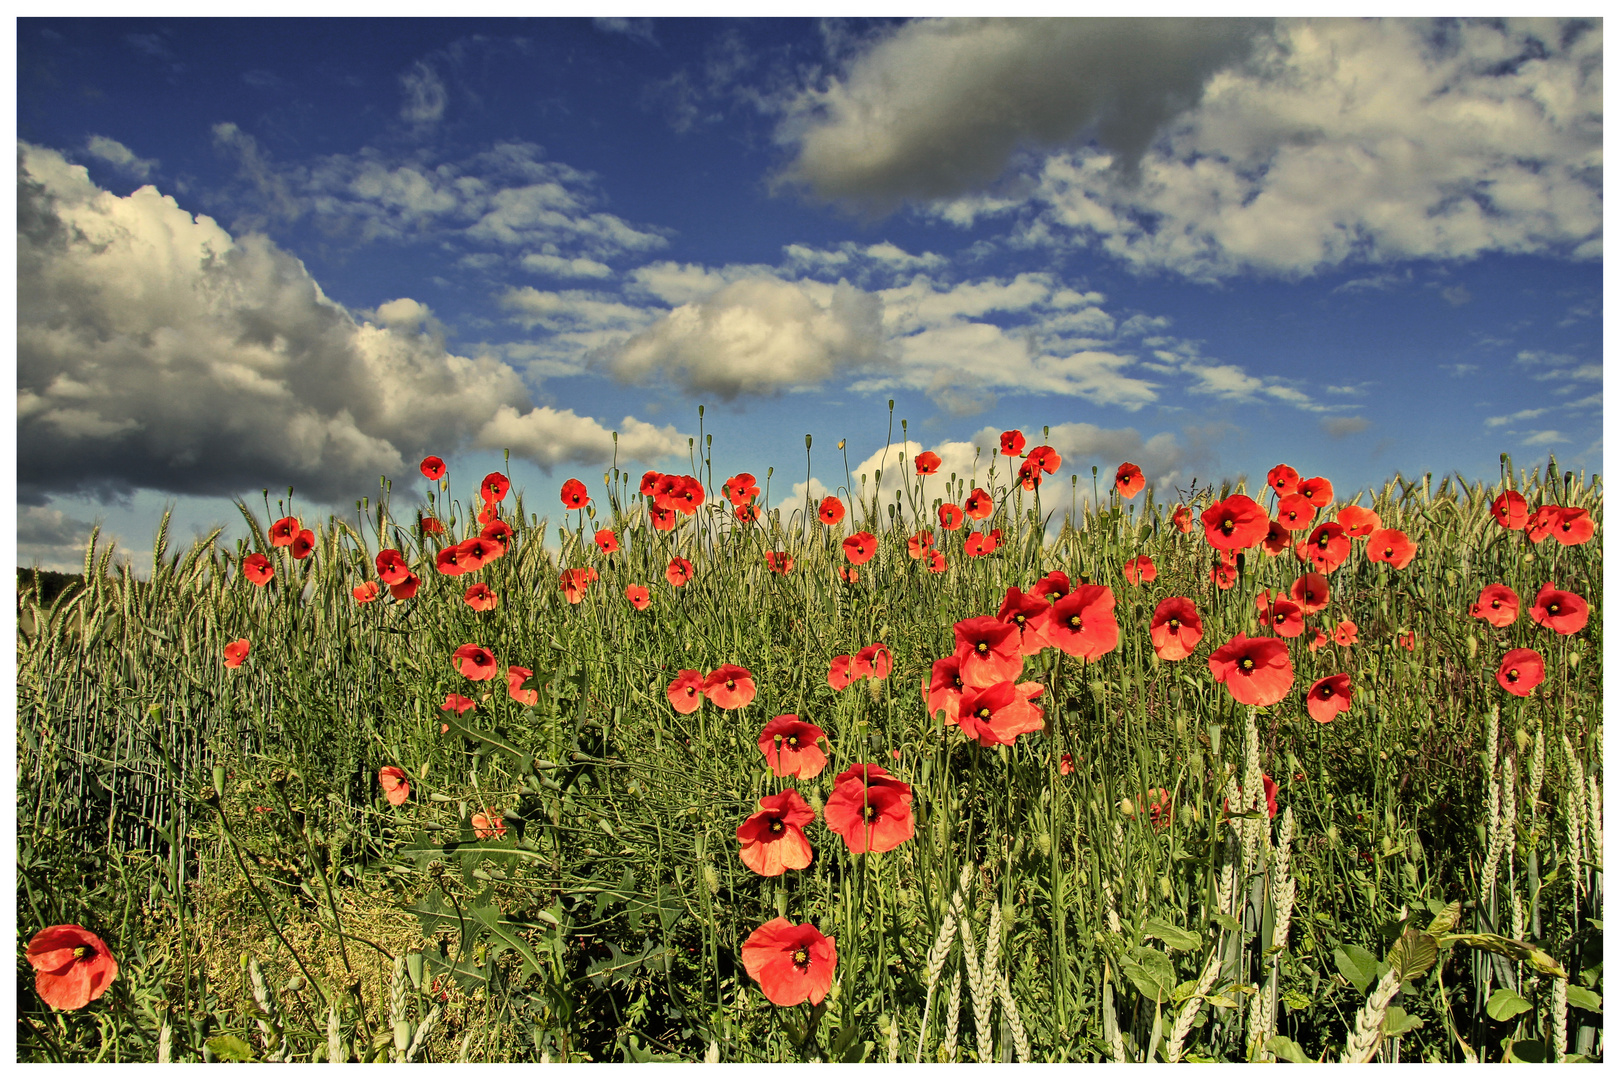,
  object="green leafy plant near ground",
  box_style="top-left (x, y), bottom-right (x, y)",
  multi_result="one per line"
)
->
top-left (15, 423), bottom-right (1602, 1063)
